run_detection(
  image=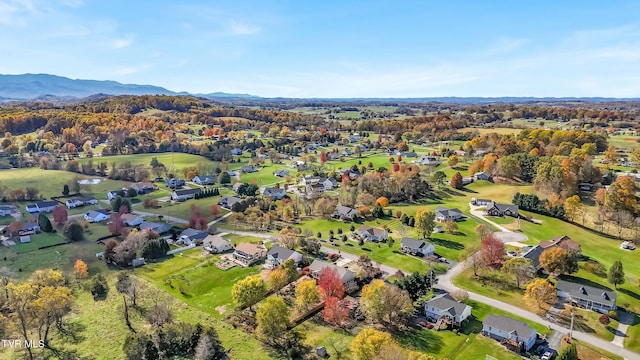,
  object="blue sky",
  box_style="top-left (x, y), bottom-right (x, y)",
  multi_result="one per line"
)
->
top-left (1, 0), bottom-right (639, 98)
